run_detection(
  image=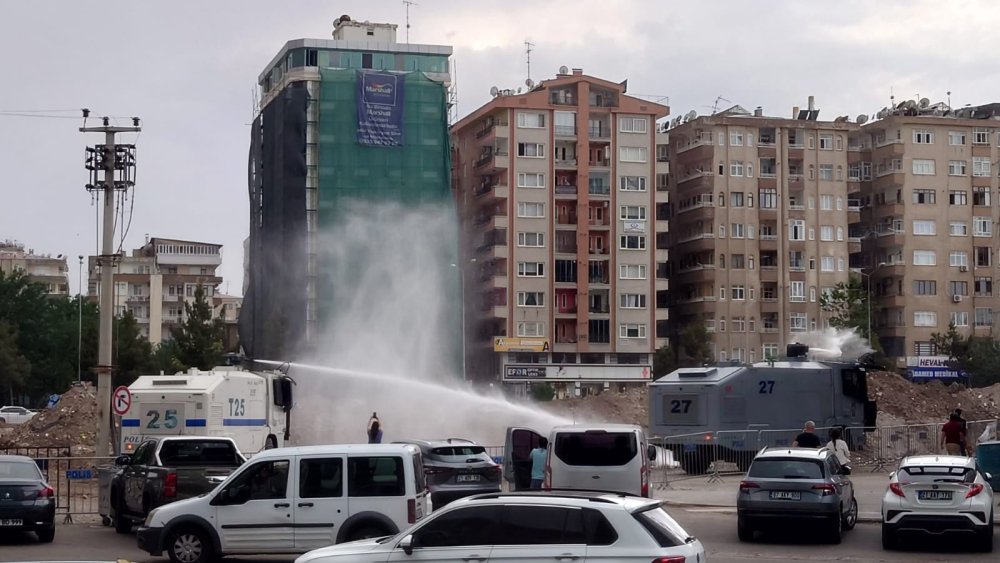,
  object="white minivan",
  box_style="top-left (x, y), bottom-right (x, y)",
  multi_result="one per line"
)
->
top-left (137, 444), bottom-right (428, 563)
top-left (504, 424), bottom-right (656, 497)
